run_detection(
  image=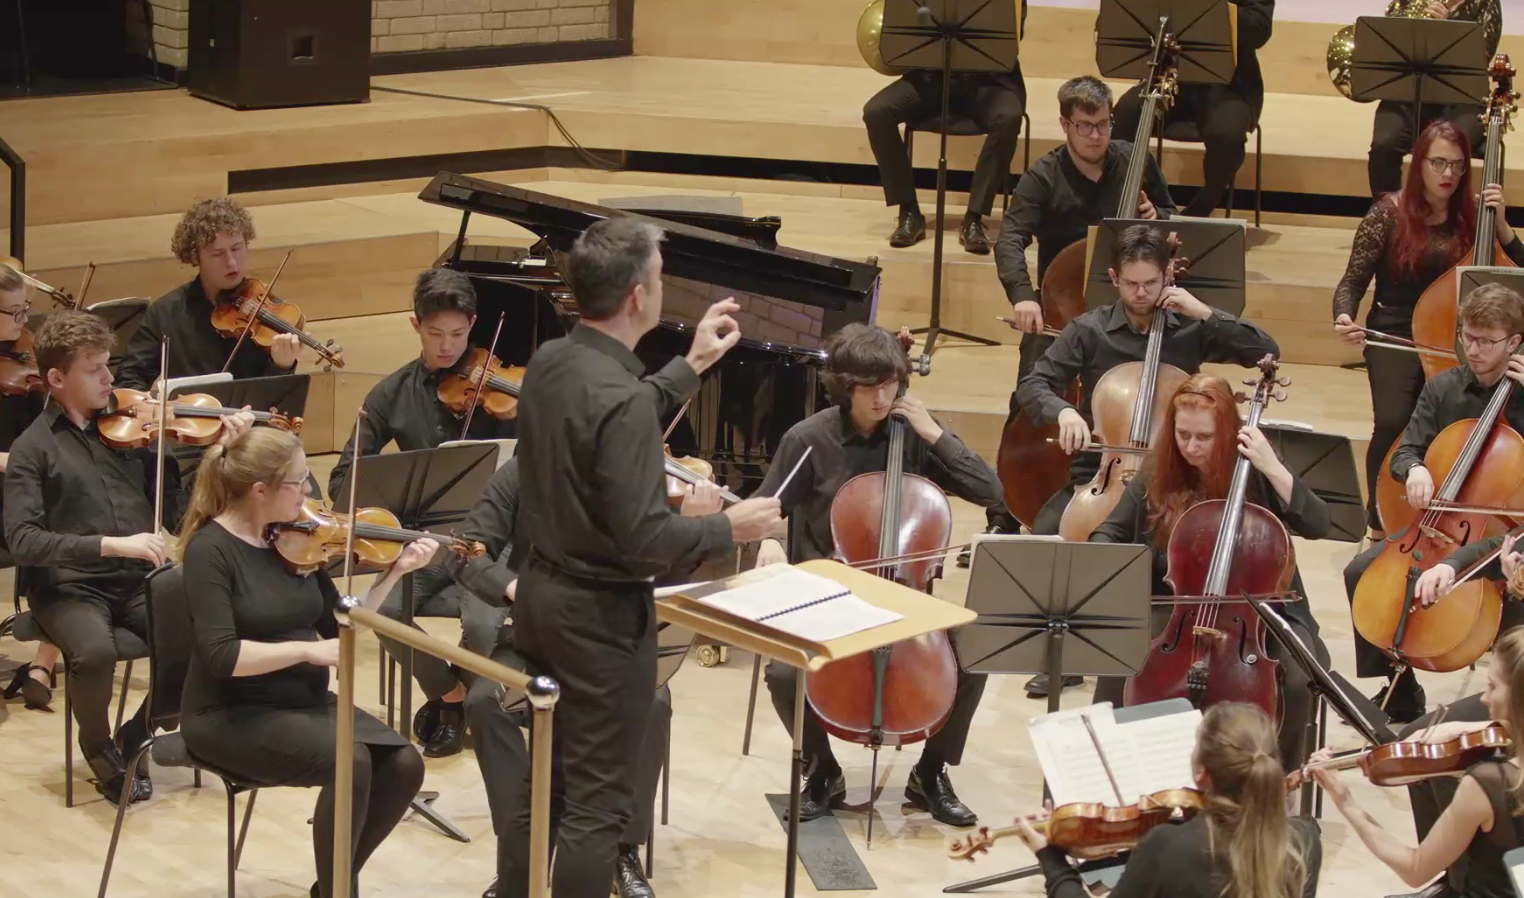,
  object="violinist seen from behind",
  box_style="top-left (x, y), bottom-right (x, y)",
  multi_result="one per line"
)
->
top-left (755, 322), bottom-right (1003, 827)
